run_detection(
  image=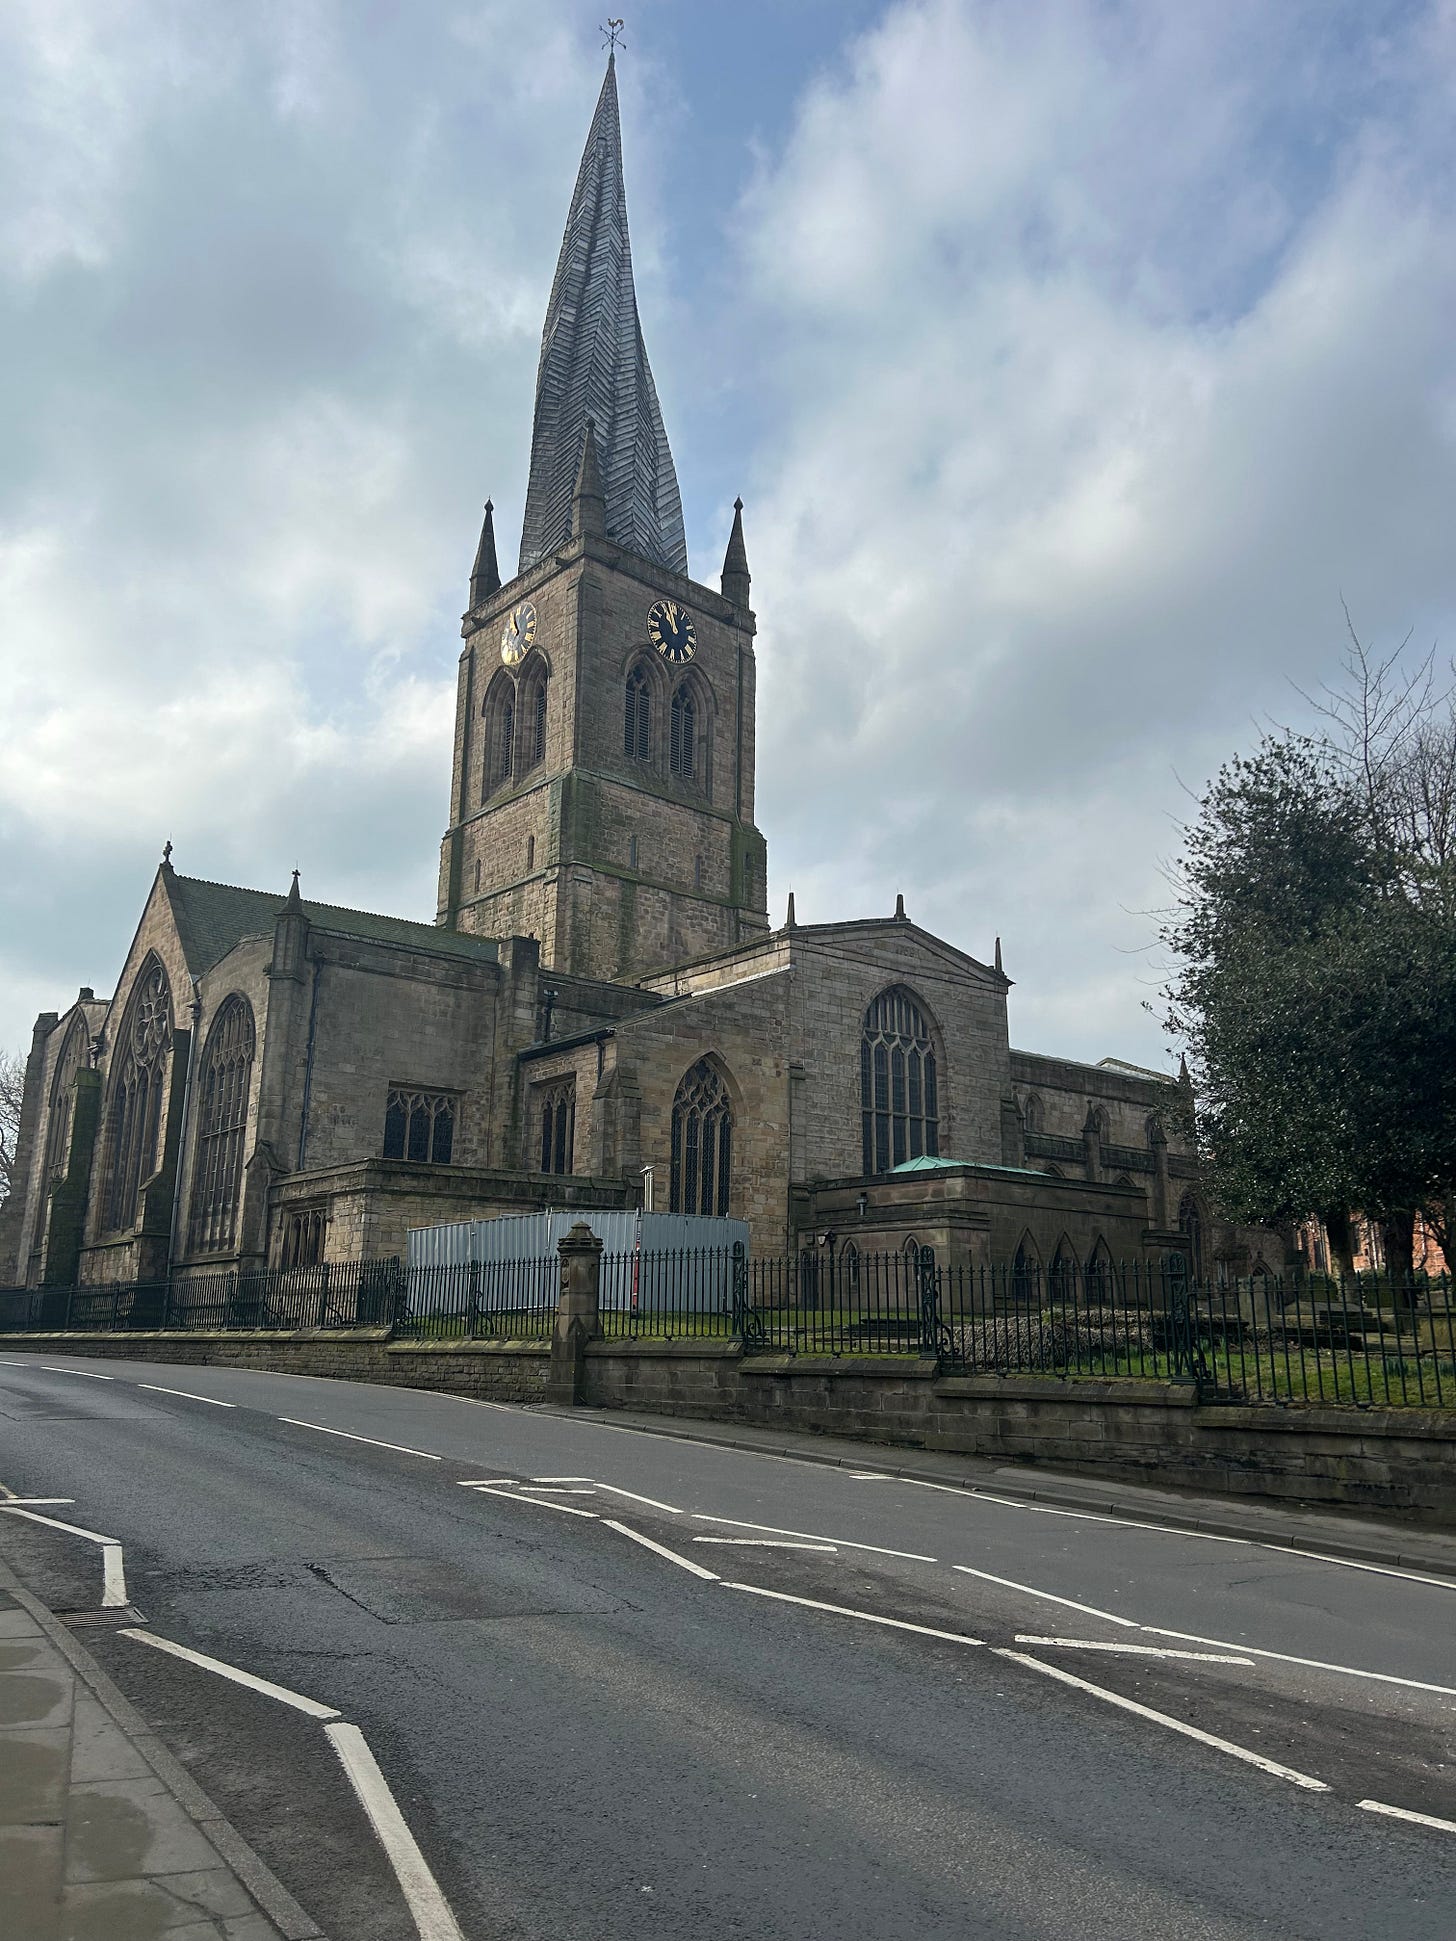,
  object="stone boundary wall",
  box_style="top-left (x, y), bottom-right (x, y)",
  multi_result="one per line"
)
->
top-left (9, 1331), bottom-right (1453, 1525)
